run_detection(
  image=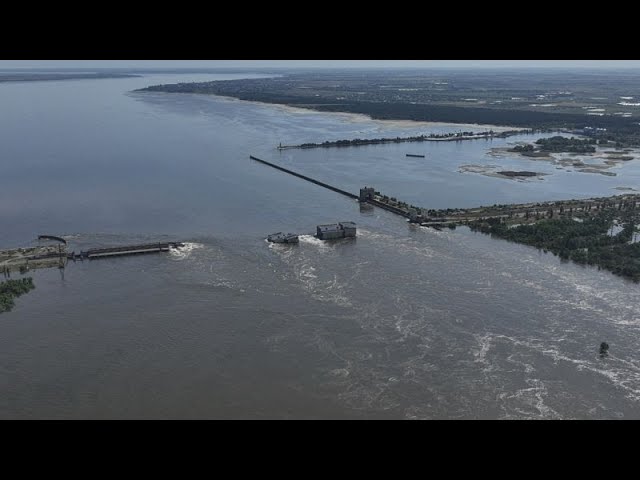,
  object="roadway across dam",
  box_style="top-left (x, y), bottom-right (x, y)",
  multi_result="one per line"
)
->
top-left (249, 155), bottom-right (640, 227)
top-left (250, 155), bottom-right (413, 219)
top-left (250, 155), bottom-right (358, 200)
top-left (1, 241), bottom-right (185, 276)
